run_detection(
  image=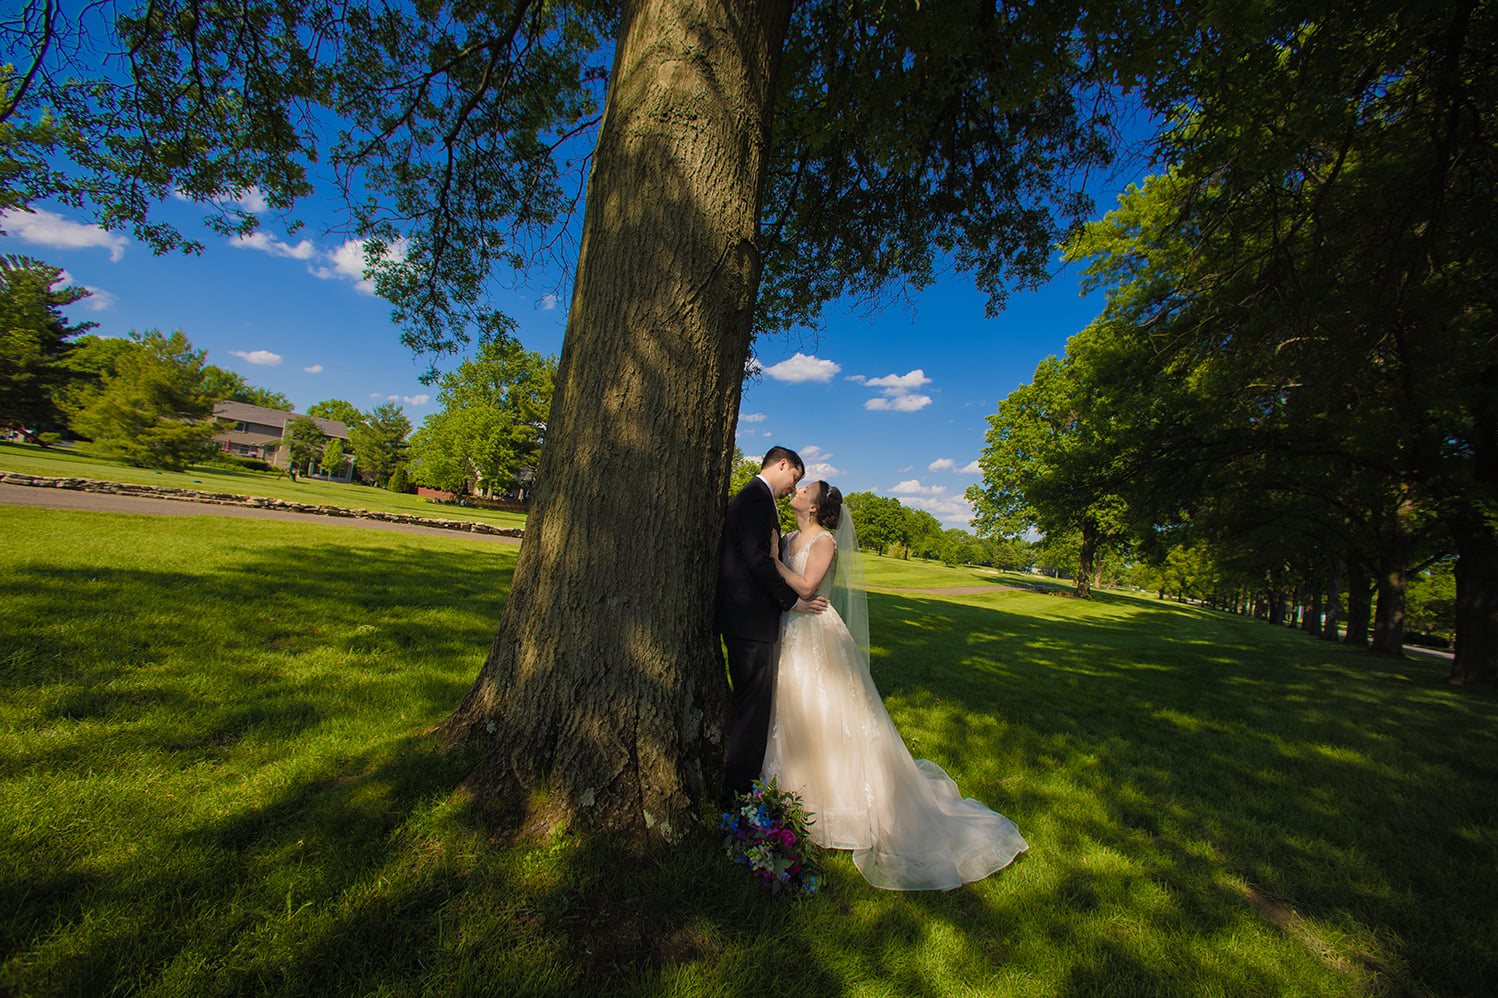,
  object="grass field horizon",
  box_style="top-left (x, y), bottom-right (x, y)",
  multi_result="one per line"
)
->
top-left (0, 441), bottom-right (529, 529)
top-left (2, 506), bottom-right (1494, 995)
